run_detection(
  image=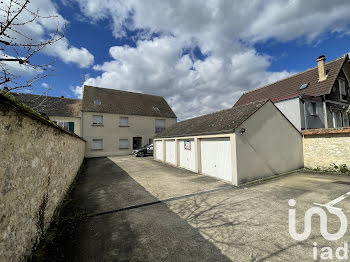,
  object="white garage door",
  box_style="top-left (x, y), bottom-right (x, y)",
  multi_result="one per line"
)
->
top-left (200, 138), bottom-right (232, 182)
top-left (155, 140), bottom-right (163, 161)
top-left (179, 139), bottom-right (196, 171)
top-left (165, 140), bottom-right (176, 165)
